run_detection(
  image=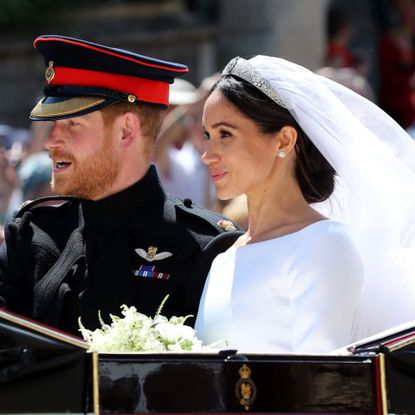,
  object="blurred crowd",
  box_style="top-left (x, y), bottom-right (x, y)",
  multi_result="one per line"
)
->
top-left (324, 0), bottom-right (415, 132)
top-left (1, 0), bottom-right (415, 240)
top-left (0, 122), bottom-right (54, 243)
